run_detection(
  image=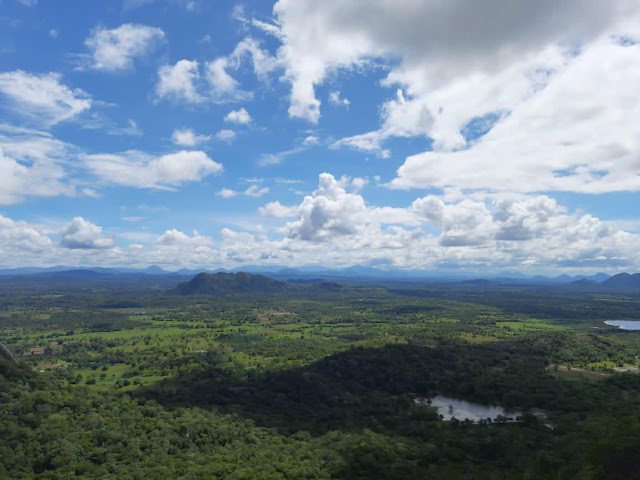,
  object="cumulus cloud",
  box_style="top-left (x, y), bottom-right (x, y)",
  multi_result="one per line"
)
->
top-left (271, 0), bottom-right (640, 189)
top-left (0, 127), bottom-right (75, 204)
top-left (59, 217), bottom-right (115, 249)
top-left (283, 173), bottom-right (369, 241)
top-left (155, 228), bottom-right (212, 247)
top-left (206, 37), bottom-right (279, 101)
top-left (272, 0), bottom-right (635, 123)
top-left (171, 128), bottom-right (210, 146)
top-left (410, 193), bottom-right (622, 252)
top-left (390, 32), bottom-right (640, 193)
top-left (1, 185), bottom-right (638, 272)
top-left (0, 71), bottom-right (91, 126)
top-left (0, 215), bottom-right (51, 253)
top-left (154, 36), bottom-right (277, 105)
top-left (216, 188), bottom-right (237, 199)
top-left (204, 57), bottom-right (252, 102)
top-left (84, 23), bottom-right (164, 72)
top-left (206, 58), bottom-right (241, 98)
top-left (258, 201), bottom-right (298, 218)
top-left (156, 60), bottom-right (204, 103)
top-left (230, 37), bottom-right (281, 80)
top-left (84, 149), bottom-right (222, 188)
top-left (224, 108), bottom-right (251, 124)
